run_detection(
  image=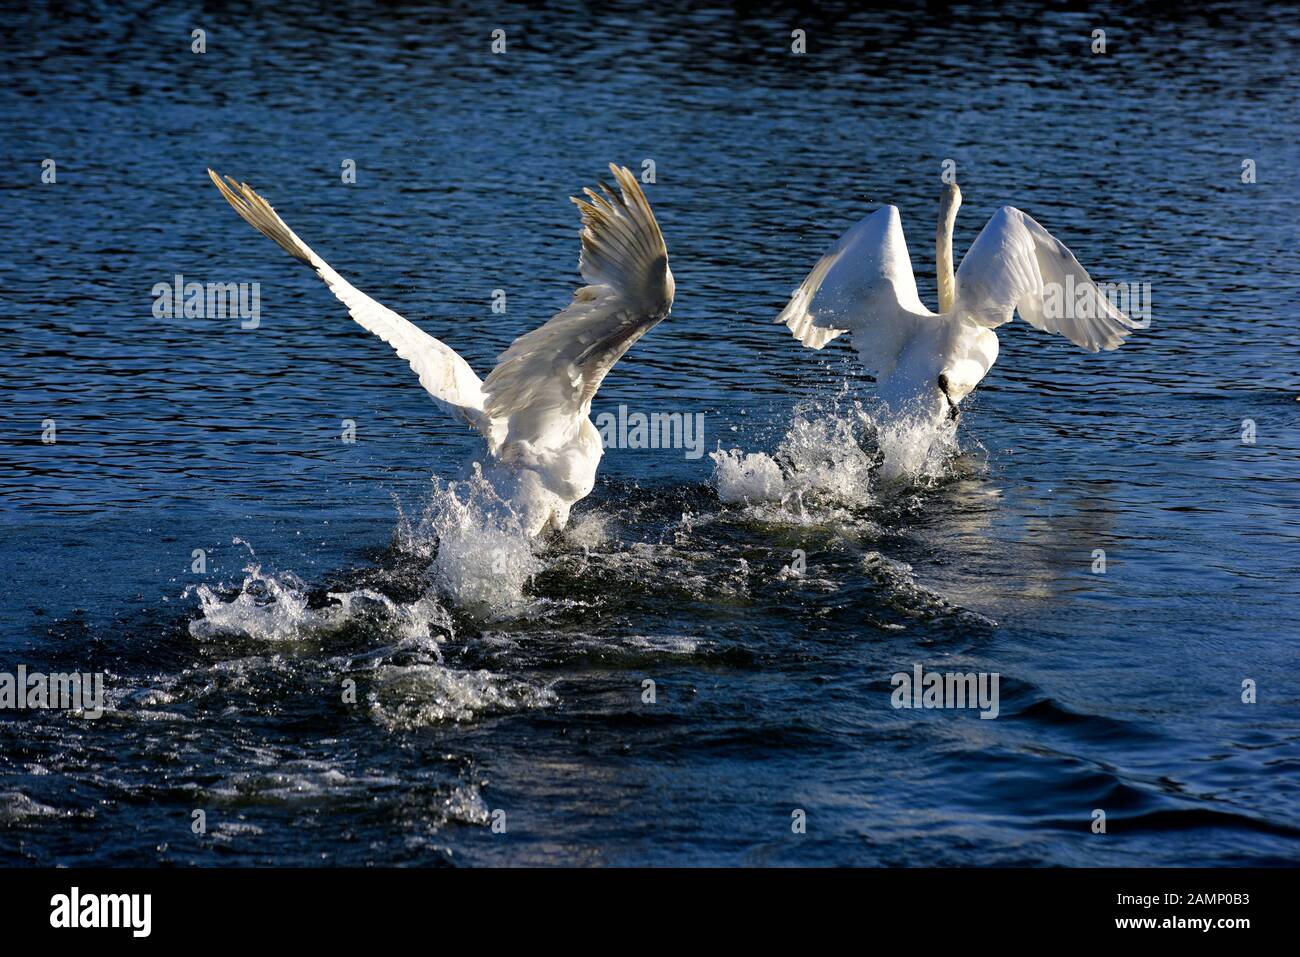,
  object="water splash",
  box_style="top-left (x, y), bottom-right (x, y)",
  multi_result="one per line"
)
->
top-left (396, 467), bottom-right (542, 618)
top-left (562, 509), bottom-right (616, 550)
top-left (710, 450), bottom-right (786, 506)
top-left (181, 553), bottom-right (558, 733)
top-left (710, 394), bottom-right (961, 515)
top-left (874, 405), bottom-right (960, 484)
top-left (187, 561), bottom-right (449, 643)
